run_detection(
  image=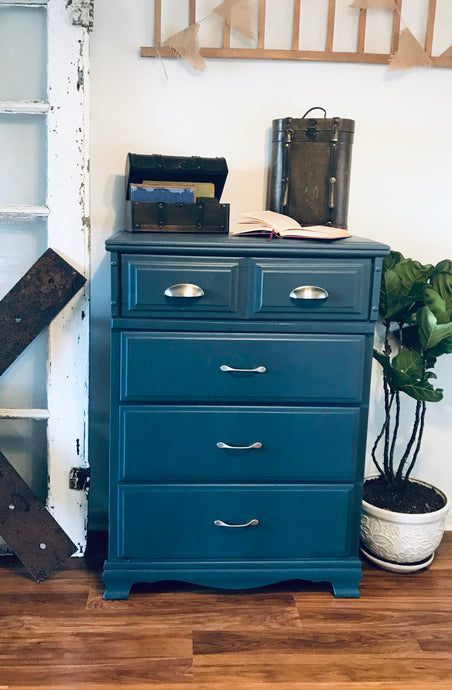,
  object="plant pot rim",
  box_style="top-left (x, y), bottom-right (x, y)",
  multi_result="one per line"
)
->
top-left (362, 476), bottom-right (450, 524)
